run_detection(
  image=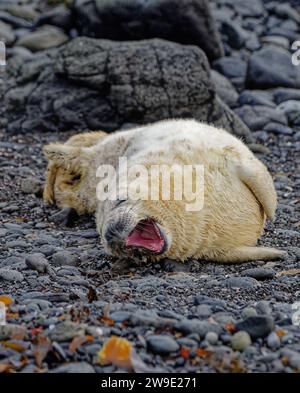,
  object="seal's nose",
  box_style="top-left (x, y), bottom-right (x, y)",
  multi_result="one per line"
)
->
top-left (104, 220), bottom-right (127, 247)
